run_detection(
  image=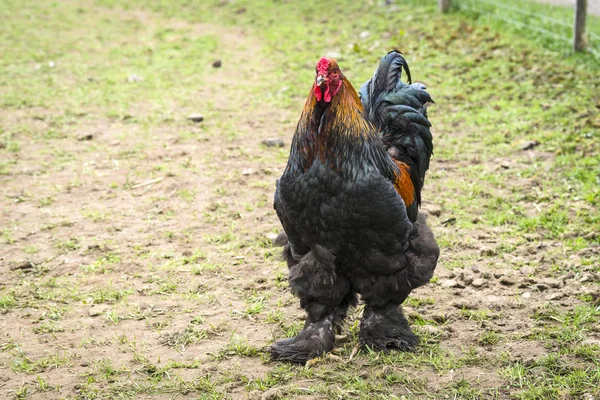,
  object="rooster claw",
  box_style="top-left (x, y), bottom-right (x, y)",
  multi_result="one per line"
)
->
top-left (359, 304), bottom-right (419, 353)
top-left (305, 353), bottom-right (342, 368)
top-left (363, 336), bottom-right (419, 353)
top-left (270, 317), bottom-right (335, 365)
